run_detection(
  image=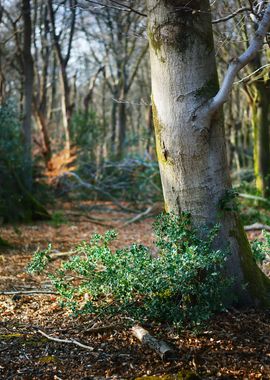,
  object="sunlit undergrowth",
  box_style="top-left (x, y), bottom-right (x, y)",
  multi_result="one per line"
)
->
top-left (27, 213), bottom-right (231, 328)
top-left (251, 231), bottom-right (270, 264)
top-left (236, 181), bottom-right (270, 226)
